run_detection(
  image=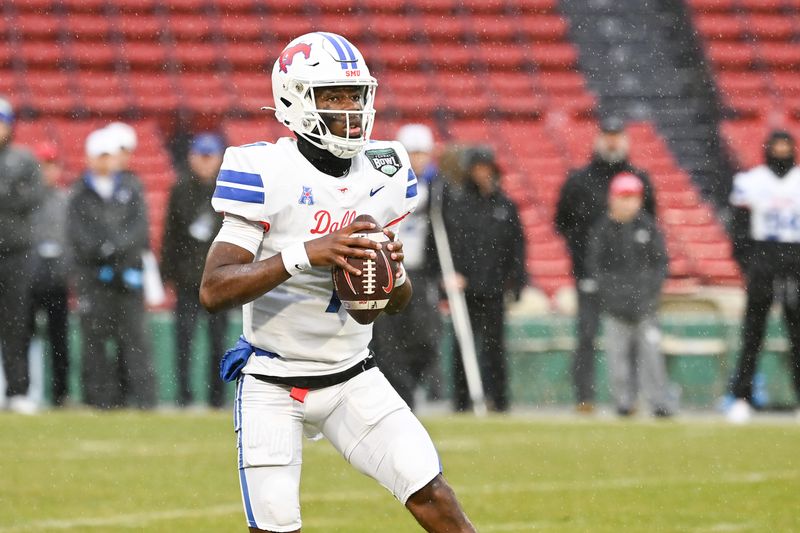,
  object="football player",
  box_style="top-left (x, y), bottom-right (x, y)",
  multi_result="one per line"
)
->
top-left (199, 33), bottom-right (476, 533)
top-left (727, 130), bottom-right (800, 424)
